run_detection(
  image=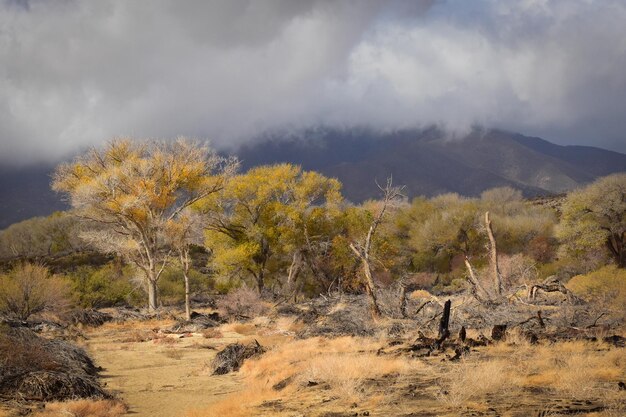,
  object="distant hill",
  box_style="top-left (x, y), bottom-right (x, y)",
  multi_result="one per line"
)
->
top-left (237, 127), bottom-right (626, 202)
top-left (1, 128), bottom-right (625, 229)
